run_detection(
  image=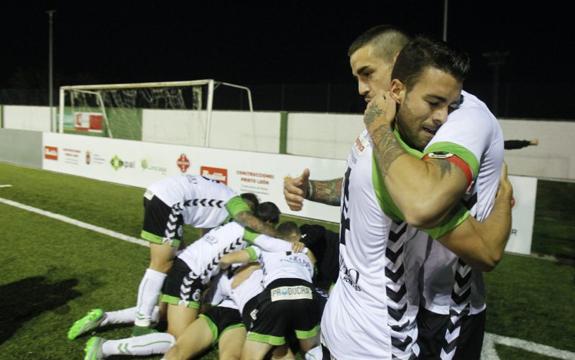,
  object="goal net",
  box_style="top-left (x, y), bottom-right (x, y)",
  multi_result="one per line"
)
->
top-left (58, 80), bottom-right (253, 146)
